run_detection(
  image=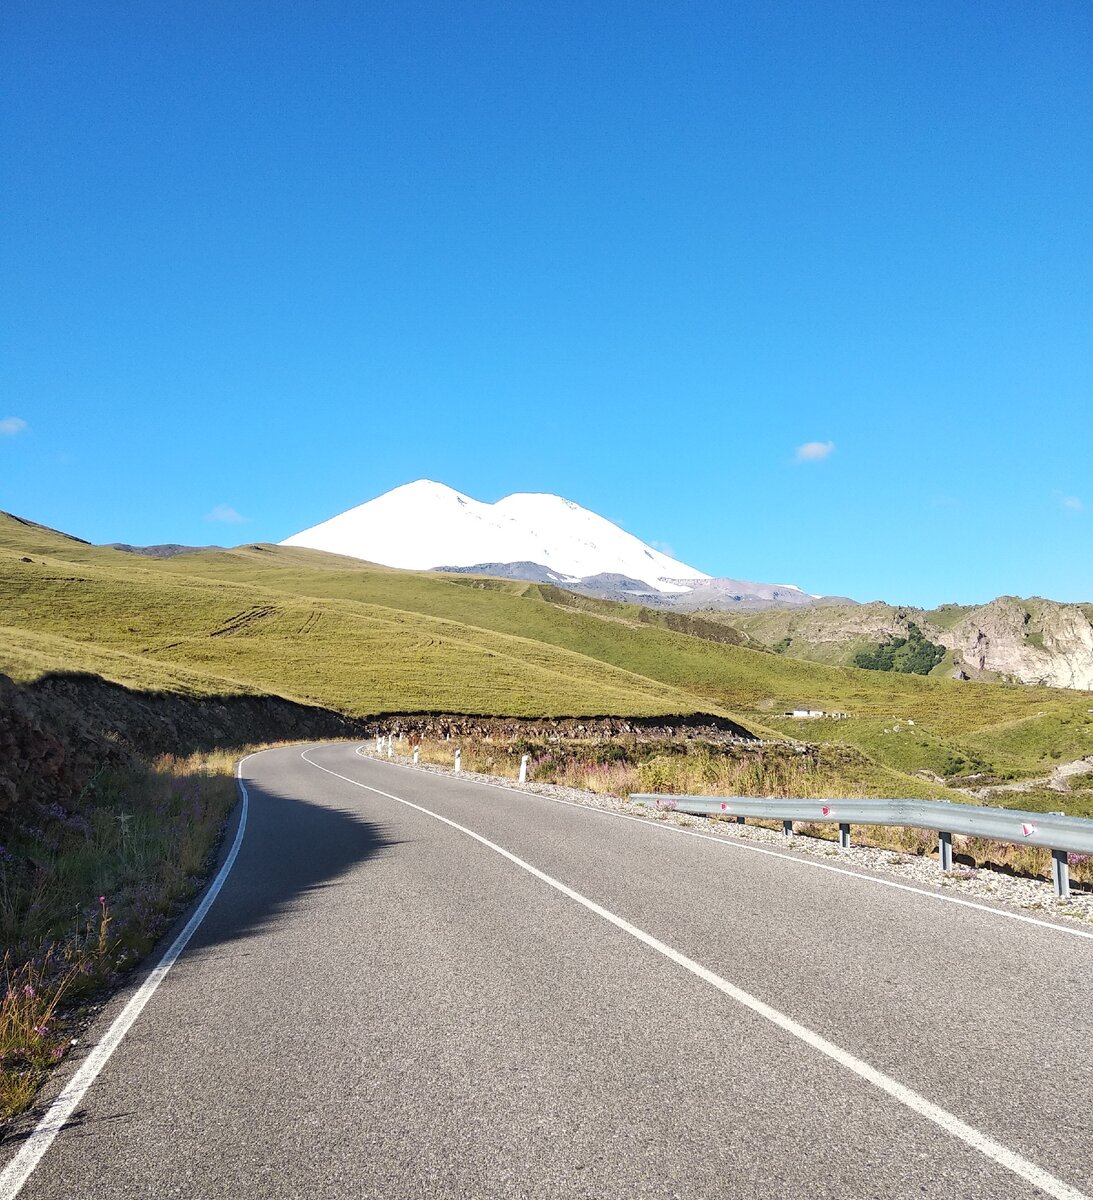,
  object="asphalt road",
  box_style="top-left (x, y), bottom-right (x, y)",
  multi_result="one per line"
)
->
top-left (3, 742), bottom-right (1091, 1199)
